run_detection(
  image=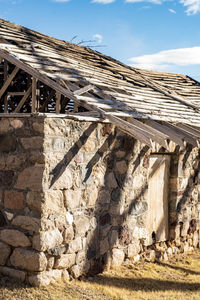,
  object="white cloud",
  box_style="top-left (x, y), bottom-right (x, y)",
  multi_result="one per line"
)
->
top-left (129, 47), bottom-right (200, 70)
top-left (126, 0), bottom-right (200, 14)
top-left (169, 8), bottom-right (176, 13)
top-left (93, 34), bottom-right (103, 44)
top-left (125, 0), bottom-right (162, 4)
top-left (180, 0), bottom-right (200, 15)
top-left (91, 0), bottom-right (115, 3)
